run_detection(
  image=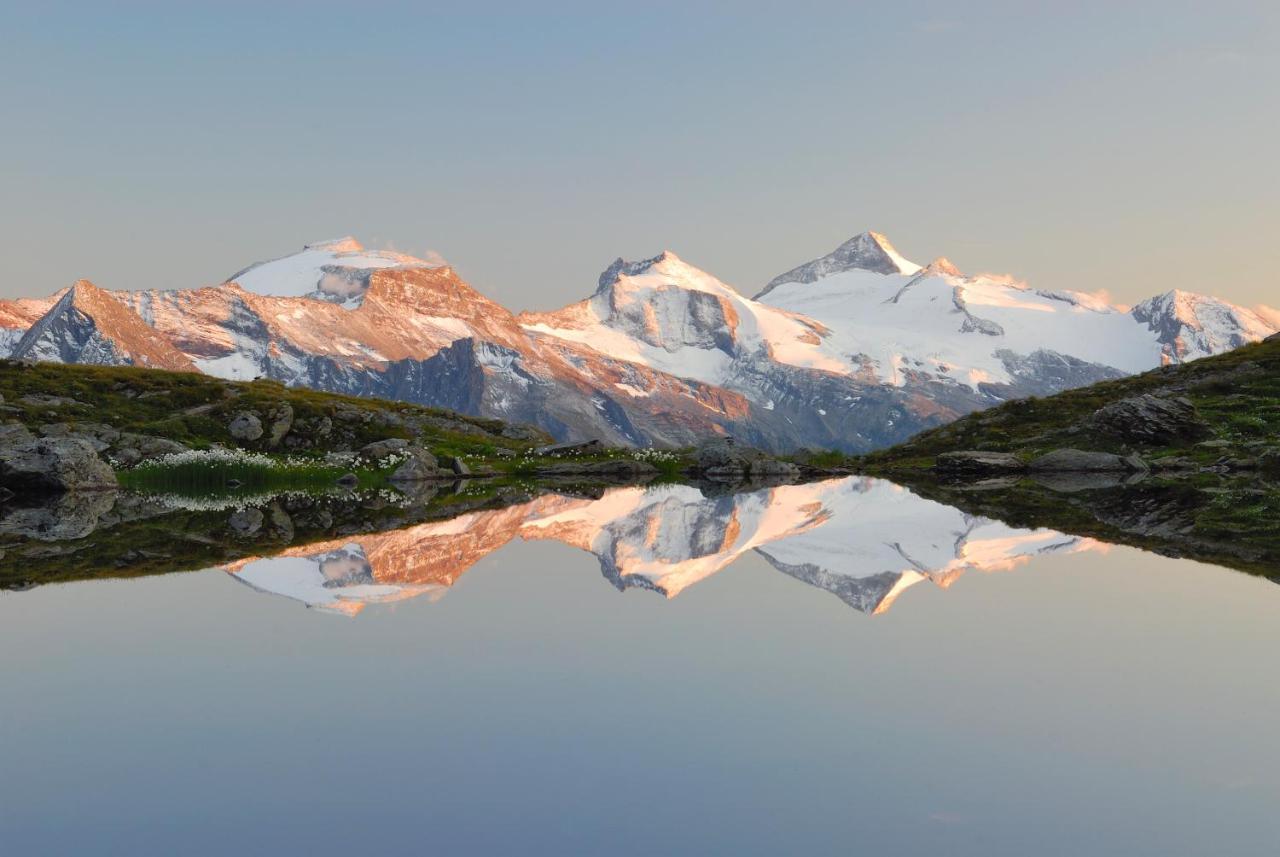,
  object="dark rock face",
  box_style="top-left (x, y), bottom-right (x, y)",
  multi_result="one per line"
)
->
top-left (0, 430), bottom-right (117, 493)
top-left (1260, 449), bottom-right (1280, 476)
top-left (1086, 394), bottom-right (1211, 445)
top-left (1028, 449), bottom-right (1131, 472)
top-left (935, 451), bottom-right (1025, 475)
